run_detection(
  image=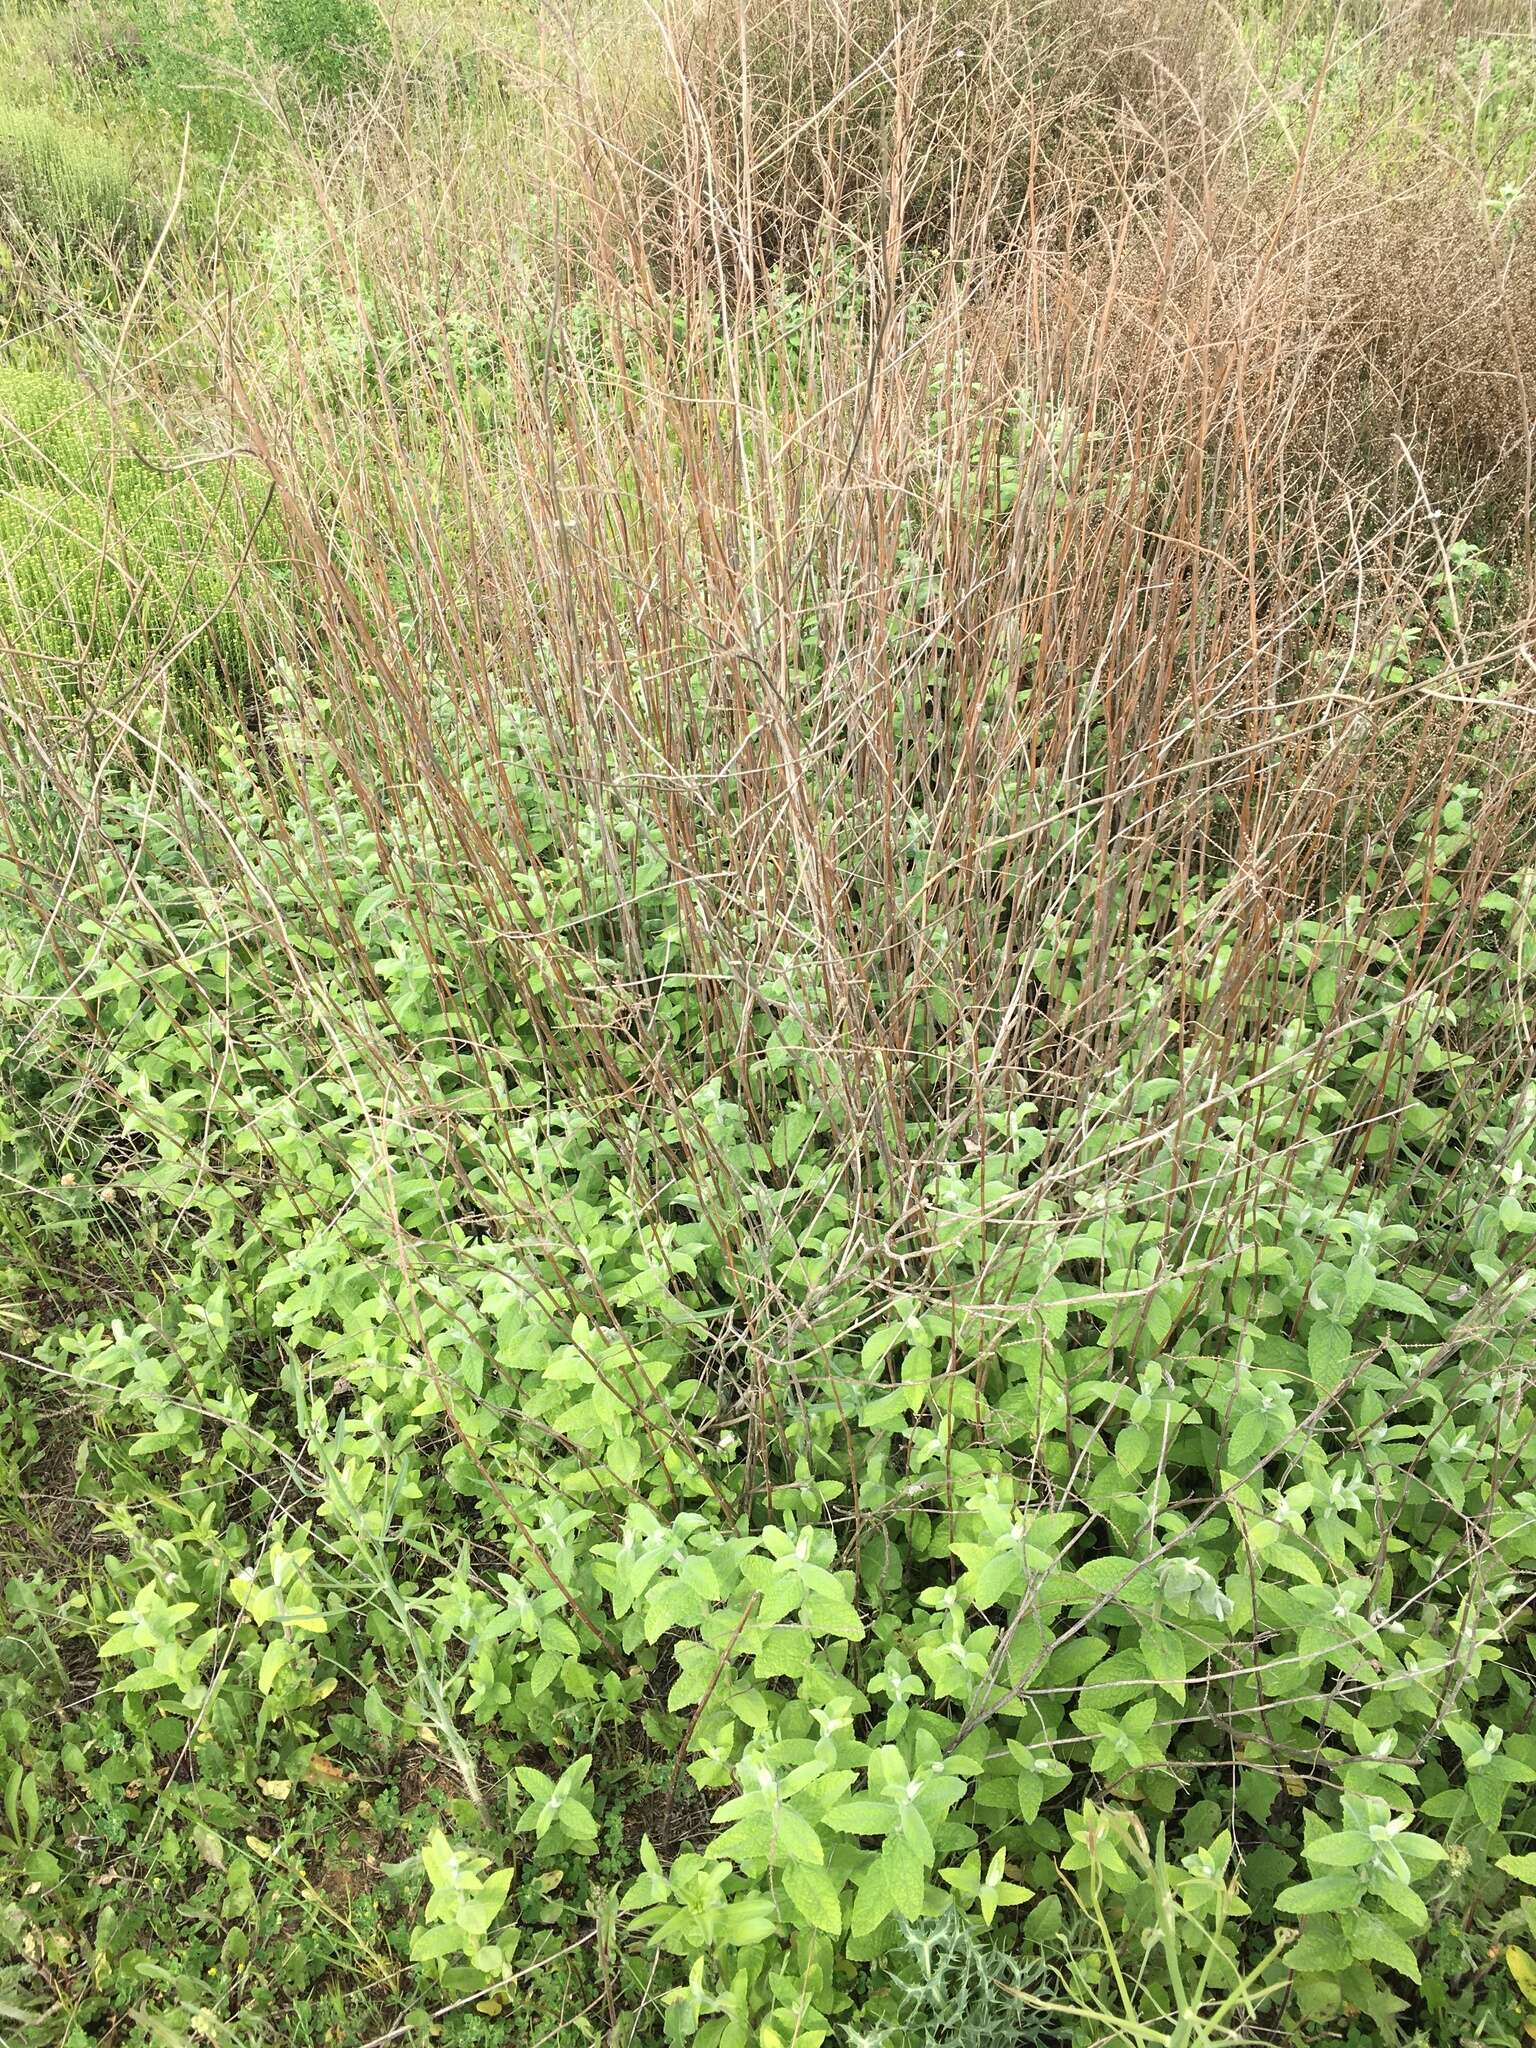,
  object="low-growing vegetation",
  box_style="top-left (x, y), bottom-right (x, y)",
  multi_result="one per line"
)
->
top-left (3, 1), bottom-right (1536, 2043)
